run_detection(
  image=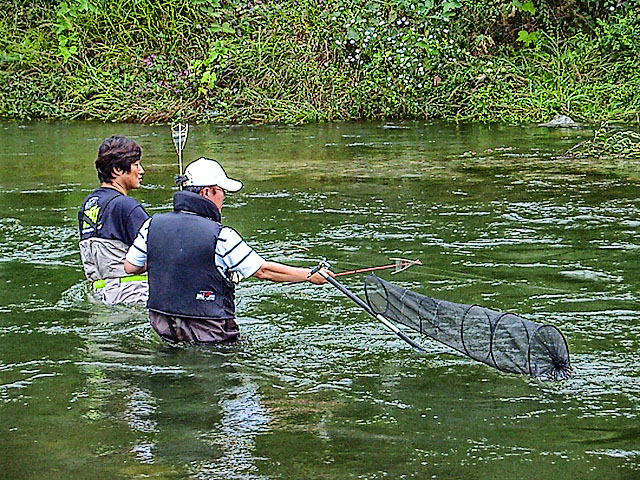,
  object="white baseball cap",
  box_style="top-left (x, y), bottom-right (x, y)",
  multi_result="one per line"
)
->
top-left (182, 158), bottom-right (243, 192)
